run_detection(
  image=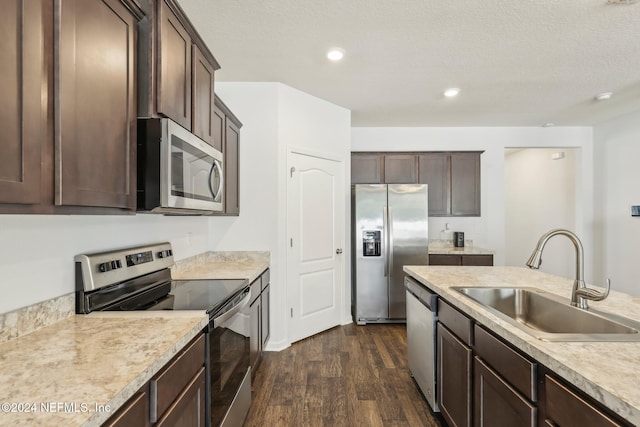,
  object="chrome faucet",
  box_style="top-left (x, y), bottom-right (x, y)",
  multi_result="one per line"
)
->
top-left (526, 229), bottom-right (610, 309)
